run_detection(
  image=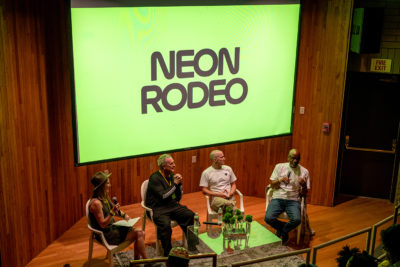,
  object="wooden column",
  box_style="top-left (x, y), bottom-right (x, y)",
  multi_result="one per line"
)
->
top-left (293, 0), bottom-right (354, 206)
